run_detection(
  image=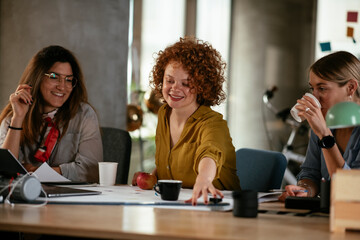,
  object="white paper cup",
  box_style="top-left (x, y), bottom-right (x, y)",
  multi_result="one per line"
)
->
top-left (290, 93), bottom-right (321, 122)
top-left (98, 162), bottom-right (118, 186)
